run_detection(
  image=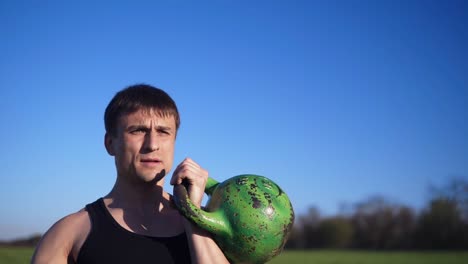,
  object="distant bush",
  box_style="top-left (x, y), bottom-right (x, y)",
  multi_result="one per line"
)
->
top-left (286, 178), bottom-right (468, 250)
top-left (0, 234), bottom-right (42, 248)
